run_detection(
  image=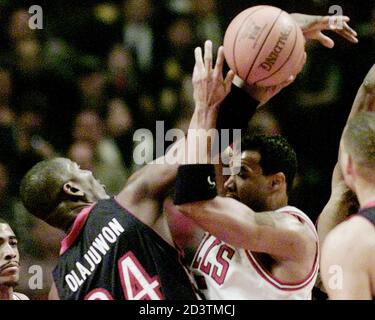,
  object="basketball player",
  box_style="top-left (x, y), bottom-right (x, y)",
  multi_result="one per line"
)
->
top-left (320, 65), bottom-right (375, 299)
top-left (171, 12), bottom-right (359, 300)
top-left (18, 40), bottom-right (239, 300)
top-left (173, 41), bottom-right (318, 300)
top-left (317, 65), bottom-right (375, 245)
top-left (18, 11), bottom-right (357, 299)
top-left (0, 219), bottom-right (29, 300)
